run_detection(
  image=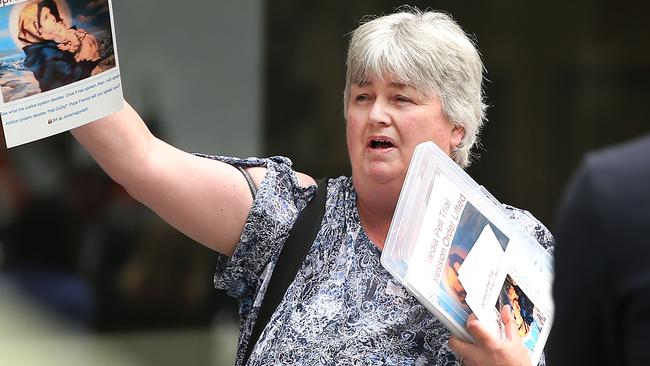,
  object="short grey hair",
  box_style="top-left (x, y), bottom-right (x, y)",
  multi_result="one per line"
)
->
top-left (344, 9), bottom-right (486, 167)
